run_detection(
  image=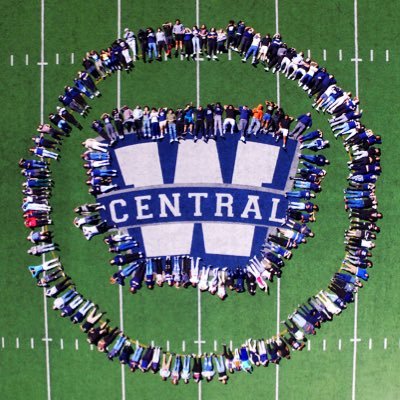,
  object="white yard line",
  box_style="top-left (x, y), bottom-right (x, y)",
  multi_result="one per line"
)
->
top-left (275, 1), bottom-right (281, 399)
top-left (196, 0), bottom-right (200, 108)
top-left (354, 0), bottom-right (360, 98)
top-left (275, 278), bottom-right (281, 400)
top-left (351, 2), bottom-right (360, 400)
top-left (117, 3), bottom-right (126, 400)
top-left (197, 286), bottom-right (203, 400)
top-left (40, 1), bottom-right (51, 399)
top-left (118, 273), bottom-right (125, 399)
top-left (196, 2), bottom-right (202, 400)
